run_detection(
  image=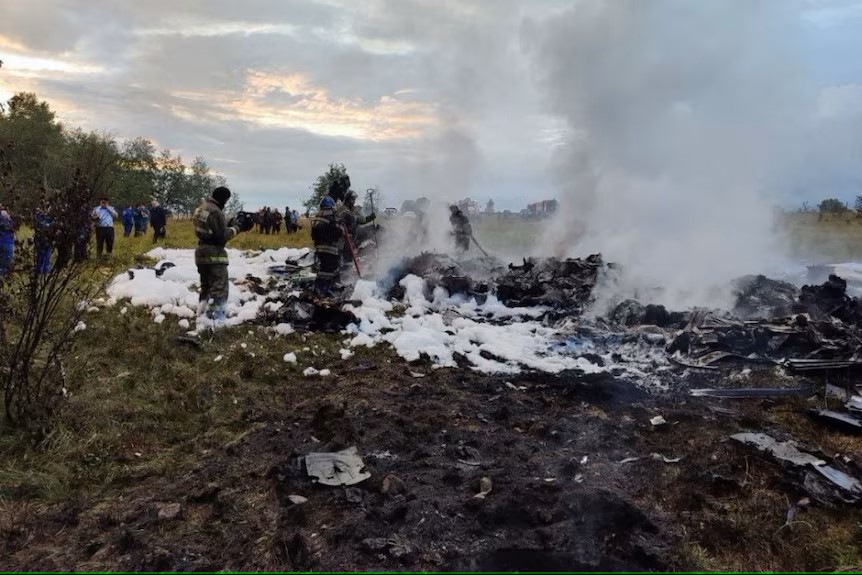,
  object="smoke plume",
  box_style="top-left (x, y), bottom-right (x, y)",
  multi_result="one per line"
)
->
top-left (523, 0), bottom-right (815, 310)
